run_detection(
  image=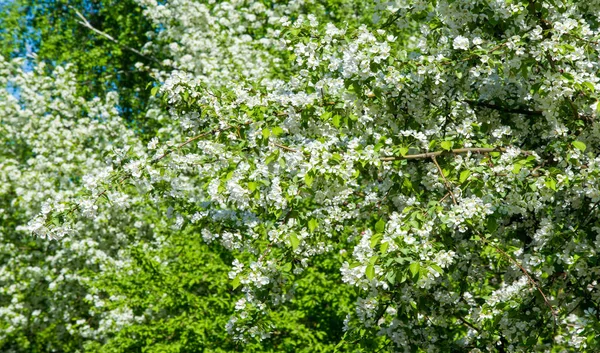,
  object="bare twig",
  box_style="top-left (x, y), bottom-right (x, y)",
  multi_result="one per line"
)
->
top-left (438, 192), bottom-right (451, 204)
top-left (456, 315), bottom-right (480, 333)
top-left (484, 237), bottom-right (557, 318)
top-left (380, 147), bottom-right (533, 161)
top-left (431, 156), bottom-right (457, 205)
top-left (582, 199), bottom-right (600, 227)
top-left (70, 6), bottom-right (163, 66)
top-left (271, 142), bottom-right (299, 153)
